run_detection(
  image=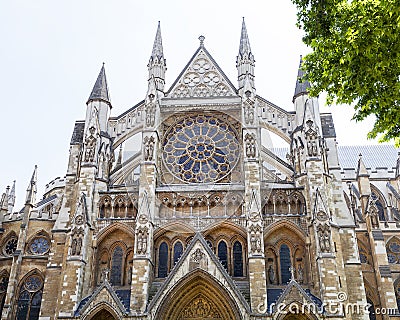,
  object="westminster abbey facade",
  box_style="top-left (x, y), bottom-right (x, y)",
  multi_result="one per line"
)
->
top-left (0, 20), bottom-right (400, 320)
